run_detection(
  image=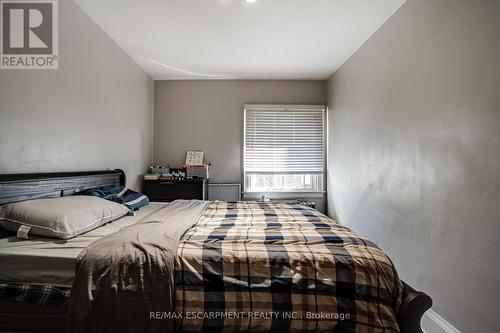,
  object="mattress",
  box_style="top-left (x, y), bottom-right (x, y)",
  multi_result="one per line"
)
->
top-left (0, 202), bottom-right (167, 287)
